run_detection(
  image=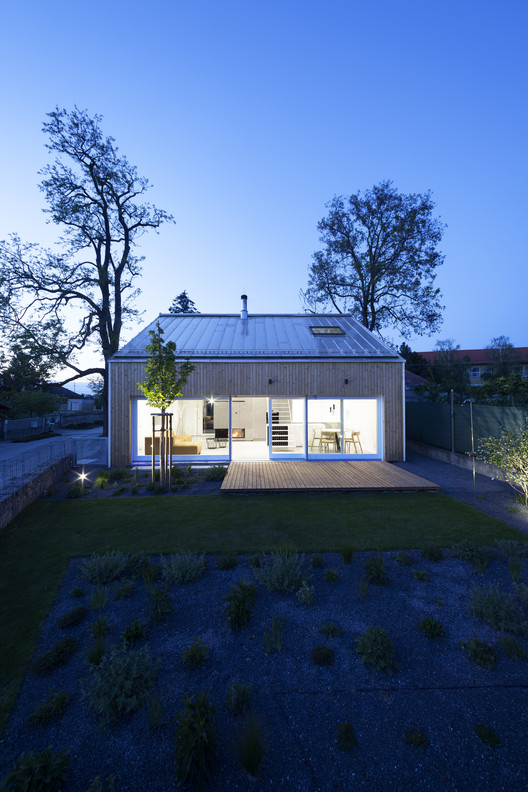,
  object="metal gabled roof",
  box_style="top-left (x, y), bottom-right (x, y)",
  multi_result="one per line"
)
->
top-left (112, 313), bottom-right (401, 361)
